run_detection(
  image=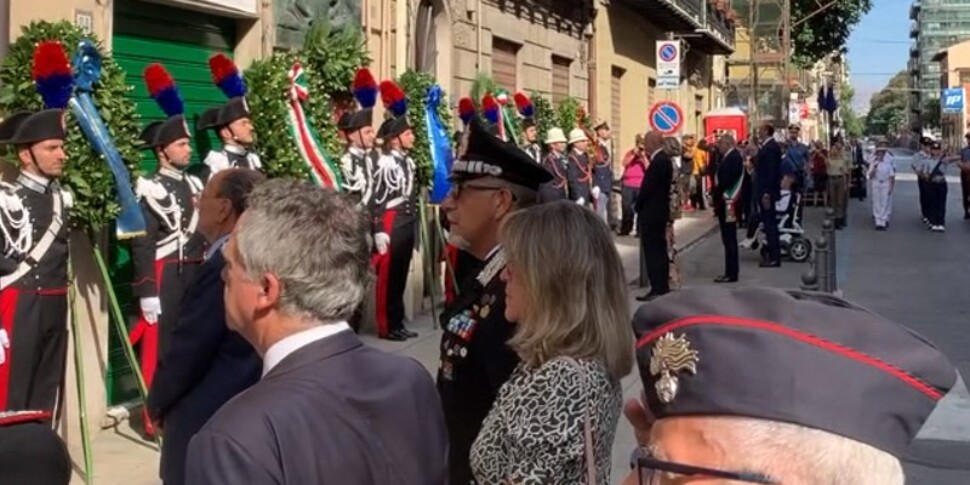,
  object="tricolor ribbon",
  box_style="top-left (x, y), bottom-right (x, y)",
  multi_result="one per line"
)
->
top-left (496, 92), bottom-right (519, 146)
top-left (285, 63), bottom-right (343, 190)
top-left (425, 85), bottom-right (453, 203)
top-left (723, 173), bottom-right (744, 223)
top-left (72, 40), bottom-right (146, 238)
